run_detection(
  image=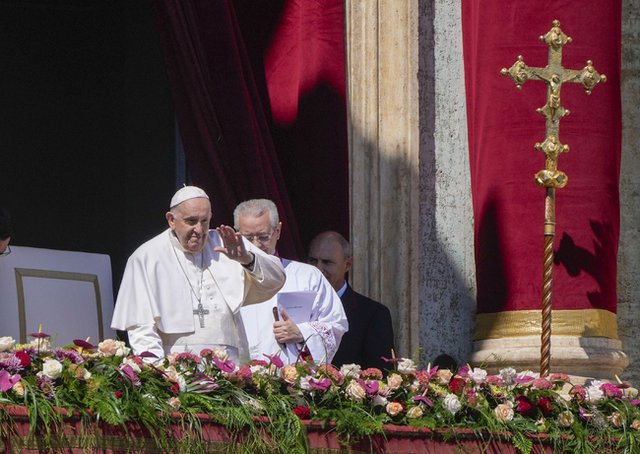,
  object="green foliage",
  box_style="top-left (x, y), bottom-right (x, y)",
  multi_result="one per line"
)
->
top-left (1, 338), bottom-right (640, 452)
